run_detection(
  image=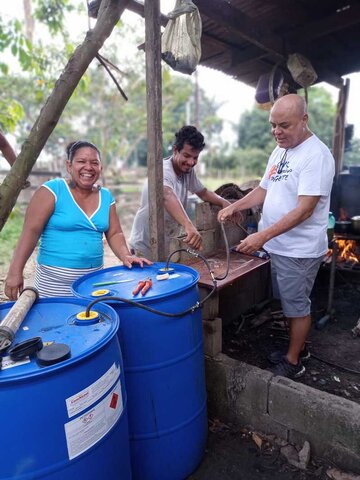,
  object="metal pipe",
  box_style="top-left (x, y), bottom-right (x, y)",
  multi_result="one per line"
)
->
top-left (0, 287), bottom-right (38, 352)
top-left (327, 240), bottom-right (337, 314)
